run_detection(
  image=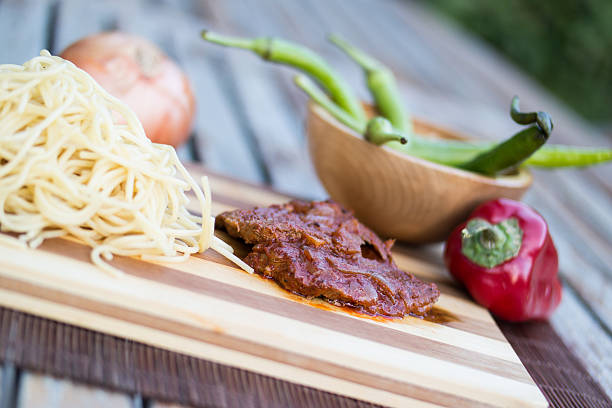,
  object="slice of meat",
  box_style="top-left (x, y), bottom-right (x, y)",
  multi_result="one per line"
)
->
top-left (215, 200), bottom-right (439, 317)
